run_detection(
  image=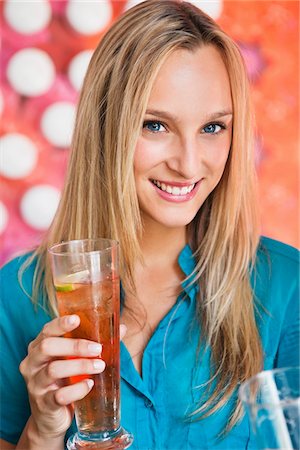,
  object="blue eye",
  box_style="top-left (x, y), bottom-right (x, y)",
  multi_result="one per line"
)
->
top-left (202, 123), bottom-right (225, 134)
top-left (143, 121), bottom-right (166, 133)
